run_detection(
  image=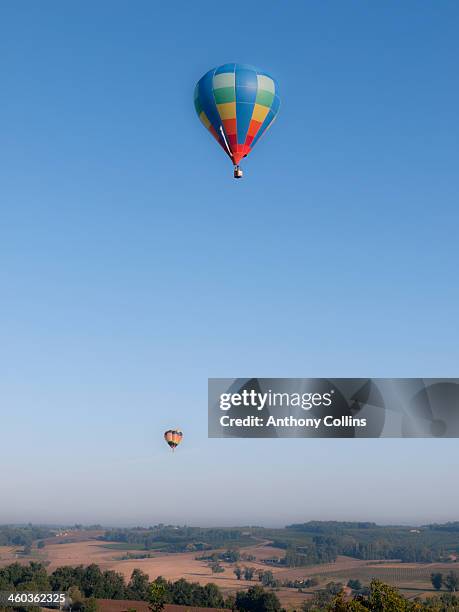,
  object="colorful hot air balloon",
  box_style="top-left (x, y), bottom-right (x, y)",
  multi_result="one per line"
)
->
top-left (194, 63), bottom-right (280, 179)
top-left (164, 429), bottom-right (183, 451)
